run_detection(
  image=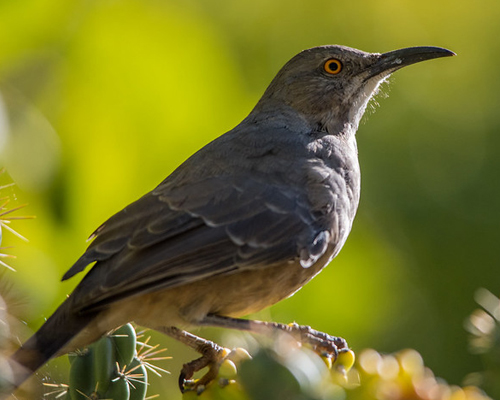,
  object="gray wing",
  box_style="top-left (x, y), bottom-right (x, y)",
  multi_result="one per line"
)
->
top-left (63, 124), bottom-right (359, 313)
top-left (64, 174), bottom-right (335, 312)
